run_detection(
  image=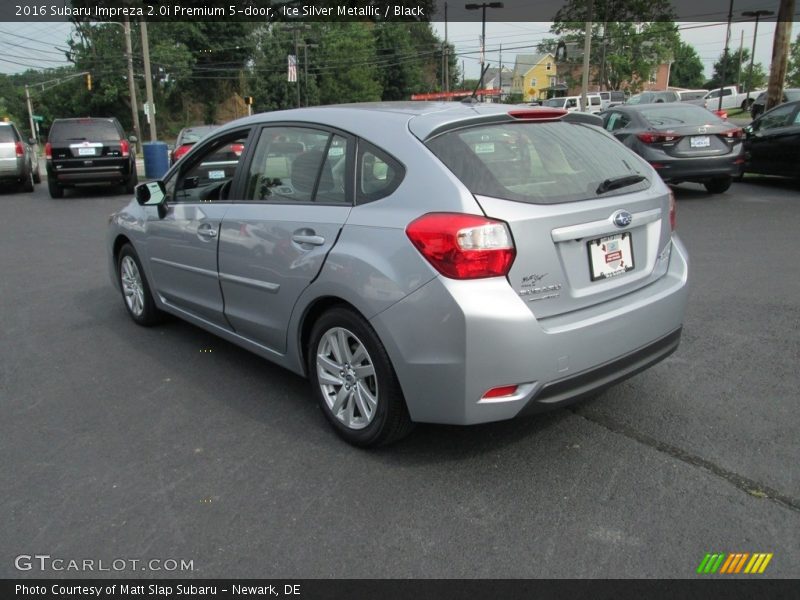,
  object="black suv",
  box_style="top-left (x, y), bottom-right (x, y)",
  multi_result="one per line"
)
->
top-left (45, 117), bottom-right (137, 198)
